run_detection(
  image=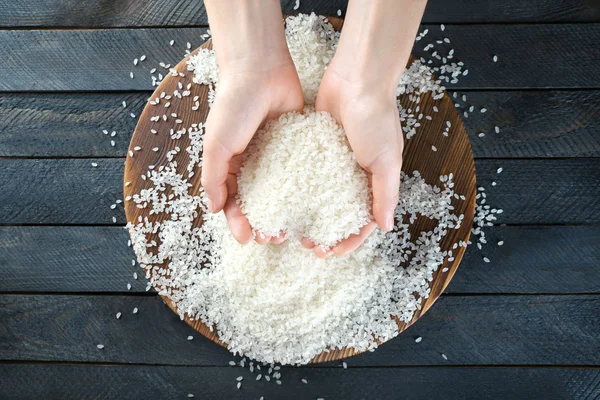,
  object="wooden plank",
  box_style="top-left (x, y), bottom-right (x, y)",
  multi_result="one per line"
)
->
top-left (474, 159), bottom-right (600, 225)
top-left (458, 90), bottom-right (600, 158)
top-left (0, 226), bottom-right (146, 293)
top-left (422, 0), bottom-right (600, 23)
top-left (451, 225), bottom-right (600, 294)
top-left (1, 24), bottom-right (599, 91)
top-left (1, 364), bottom-right (598, 400)
top-left (2, 90), bottom-right (599, 157)
top-left (1, 294), bottom-right (599, 366)
top-left (412, 23), bottom-right (600, 90)
top-left (0, 158), bottom-right (123, 225)
top-left (0, 93), bottom-right (146, 157)
top-left (2, 225), bottom-right (598, 294)
top-left (0, 28), bottom-right (209, 91)
top-left (1, 158), bottom-right (598, 225)
top-left (1, 0), bottom-right (599, 27)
